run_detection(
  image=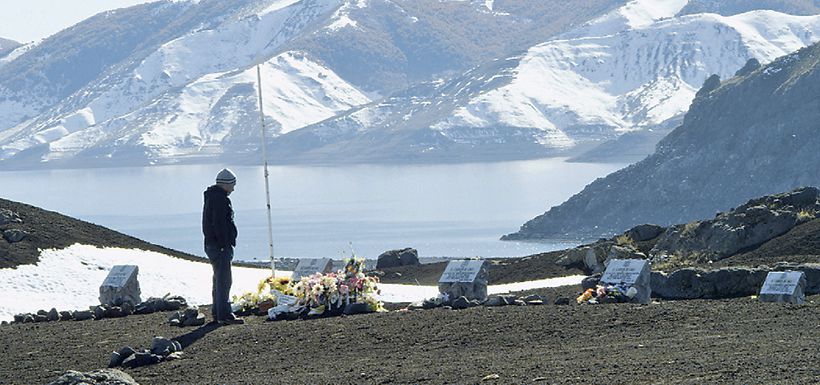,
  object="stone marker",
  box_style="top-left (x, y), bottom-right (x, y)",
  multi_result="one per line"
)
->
top-left (99, 265), bottom-right (141, 306)
top-left (291, 258), bottom-right (333, 280)
top-left (600, 259), bottom-right (651, 304)
top-left (759, 271), bottom-right (806, 304)
top-left (438, 259), bottom-right (489, 302)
